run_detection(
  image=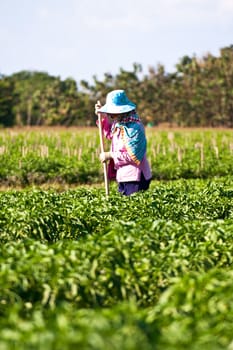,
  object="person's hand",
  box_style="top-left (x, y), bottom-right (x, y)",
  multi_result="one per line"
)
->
top-left (99, 152), bottom-right (112, 163)
top-left (95, 100), bottom-right (102, 115)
